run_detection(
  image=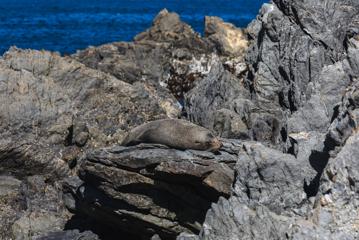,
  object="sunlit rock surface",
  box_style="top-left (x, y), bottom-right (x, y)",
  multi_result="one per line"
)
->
top-left (1, 1), bottom-right (359, 239)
